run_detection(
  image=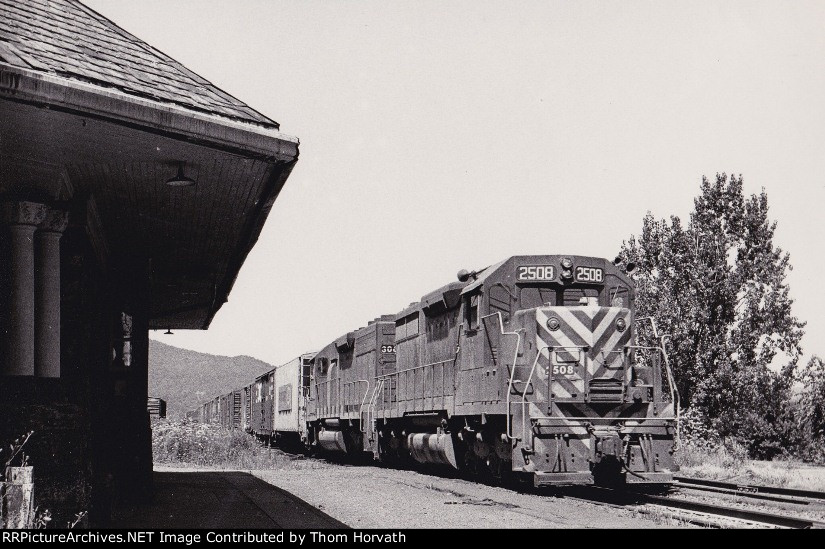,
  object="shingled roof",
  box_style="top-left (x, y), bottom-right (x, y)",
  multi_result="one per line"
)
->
top-left (0, 0), bottom-right (277, 128)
